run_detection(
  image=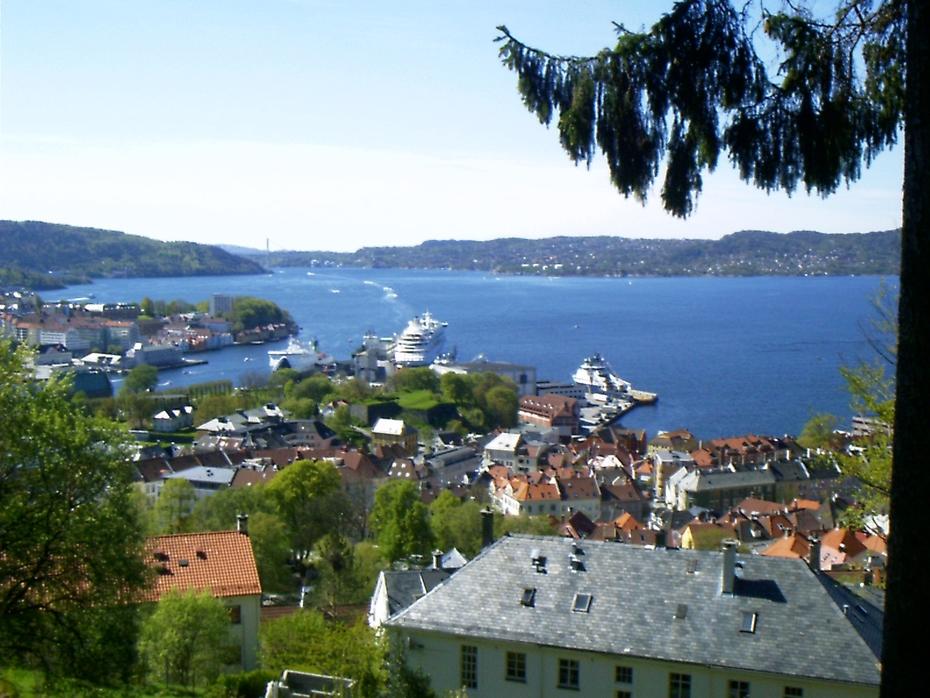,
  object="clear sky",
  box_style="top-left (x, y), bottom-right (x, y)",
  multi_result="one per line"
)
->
top-left (0, 0), bottom-right (903, 252)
